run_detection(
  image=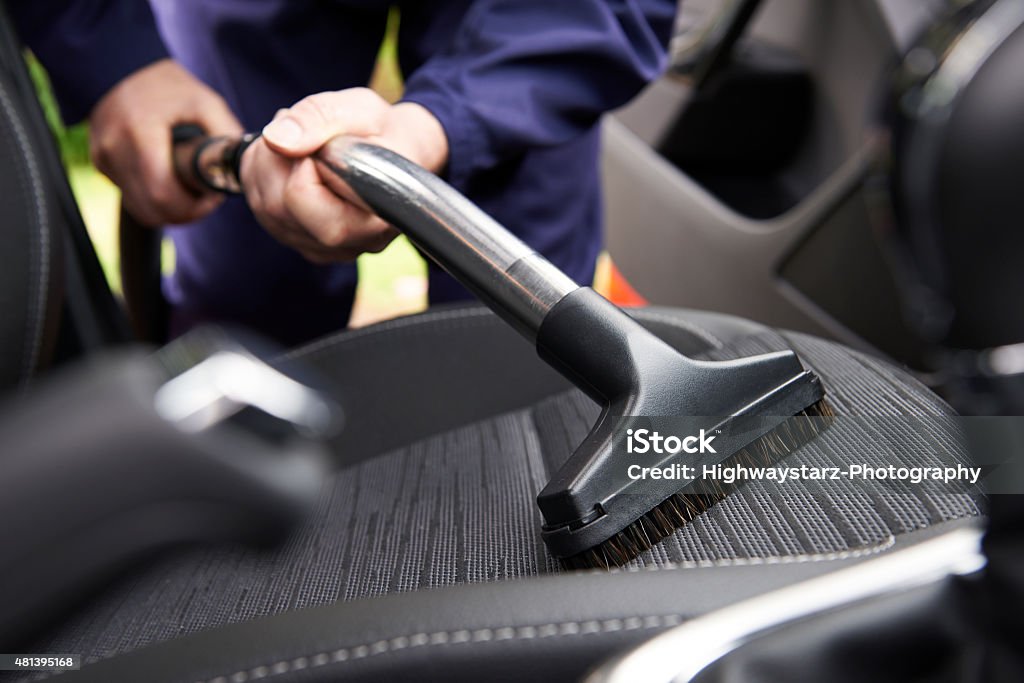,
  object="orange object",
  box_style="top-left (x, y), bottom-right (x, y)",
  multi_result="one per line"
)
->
top-left (594, 254), bottom-right (648, 307)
